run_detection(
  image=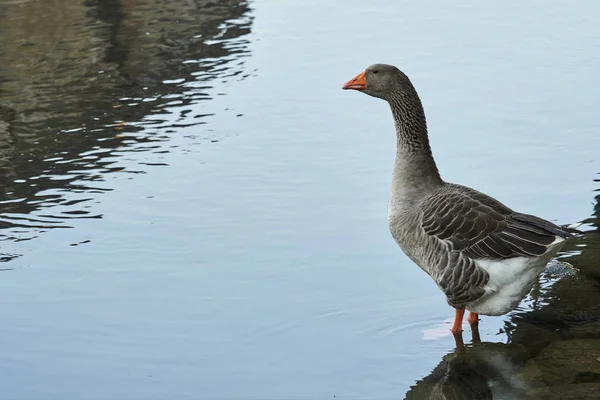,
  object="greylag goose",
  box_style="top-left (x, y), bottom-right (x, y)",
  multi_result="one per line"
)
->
top-left (342, 64), bottom-right (575, 334)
